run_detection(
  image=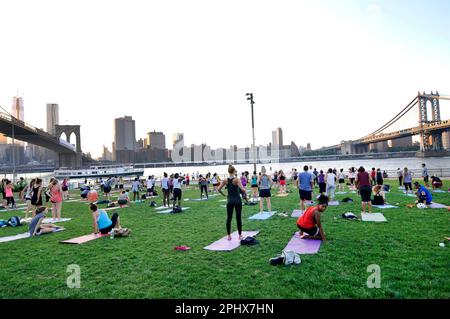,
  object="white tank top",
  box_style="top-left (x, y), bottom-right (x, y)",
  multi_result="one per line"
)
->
top-left (326, 173), bottom-right (336, 186)
top-left (173, 178), bottom-right (181, 189)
